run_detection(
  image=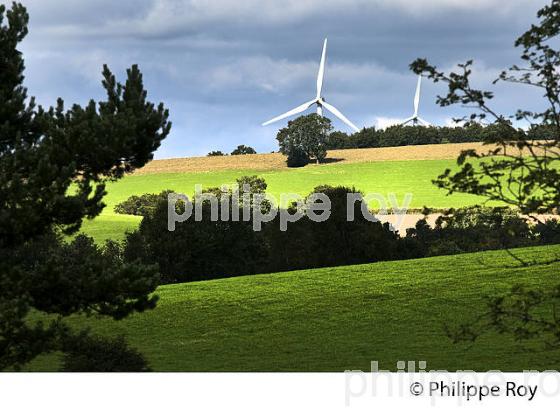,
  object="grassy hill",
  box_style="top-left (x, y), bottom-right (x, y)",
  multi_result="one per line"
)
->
top-left (82, 158), bottom-right (485, 242)
top-left (31, 244), bottom-right (560, 371)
